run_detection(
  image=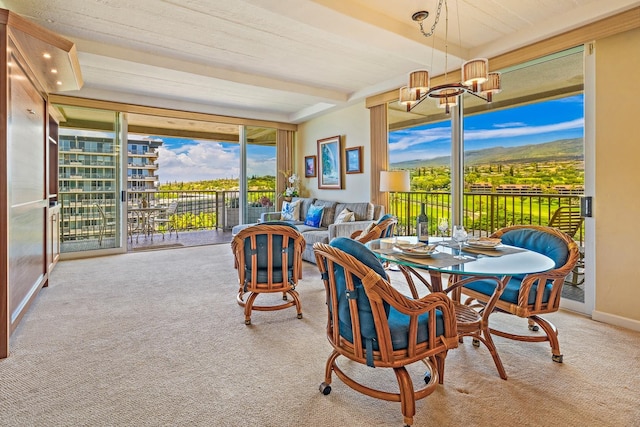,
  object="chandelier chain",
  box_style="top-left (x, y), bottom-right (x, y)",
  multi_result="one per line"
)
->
top-left (418, 0), bottom-right (444, 38)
